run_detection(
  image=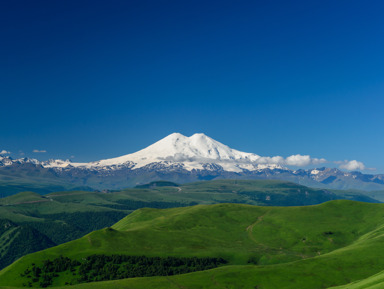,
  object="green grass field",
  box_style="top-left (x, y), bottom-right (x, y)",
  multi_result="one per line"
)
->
top-left (330, 270), bottom-right (384, 289)
top-left (2, 200), bottom-right (384, 288)
top-left (0, 191), bottom-right (130, 269)
top-left (0, 165), bottom-right (93, 197)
